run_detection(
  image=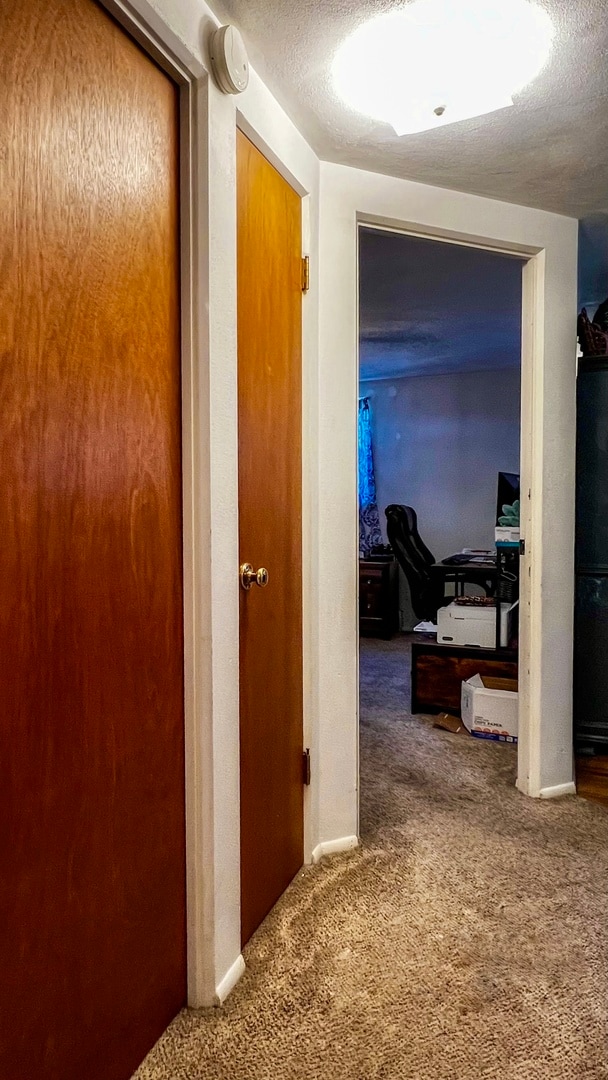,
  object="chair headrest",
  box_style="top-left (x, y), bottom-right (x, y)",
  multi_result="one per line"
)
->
top-left (385, 504), bottom-right (417, 531)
